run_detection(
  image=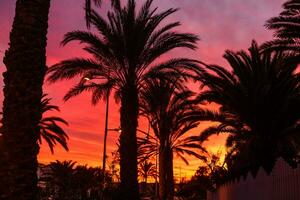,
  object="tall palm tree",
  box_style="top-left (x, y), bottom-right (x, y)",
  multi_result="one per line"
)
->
top-left (140, 79), bottom-right (208, 200)
top-left (1, 1), bottom-right (101, 198)
top-left (1, 0), bottom-right (51, 198)
top-left (197, 41), bottom-right (300, 173)
top-left (47, 1), bottom-right (199, 198)
top-left (262, 0), bottom-right (300, 52)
